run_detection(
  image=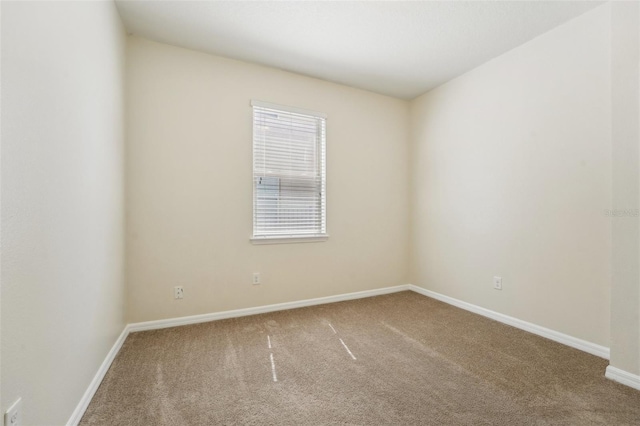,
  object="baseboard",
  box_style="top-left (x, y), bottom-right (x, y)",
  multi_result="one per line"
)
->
top-left (407, 284), bottom-right (610, 360)
top-left (605, 366), bottom-right (640, 391)
top-left (128, 284), bottom-right (411, 332)
top-left (66, 326), bottom-right (130, 426)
